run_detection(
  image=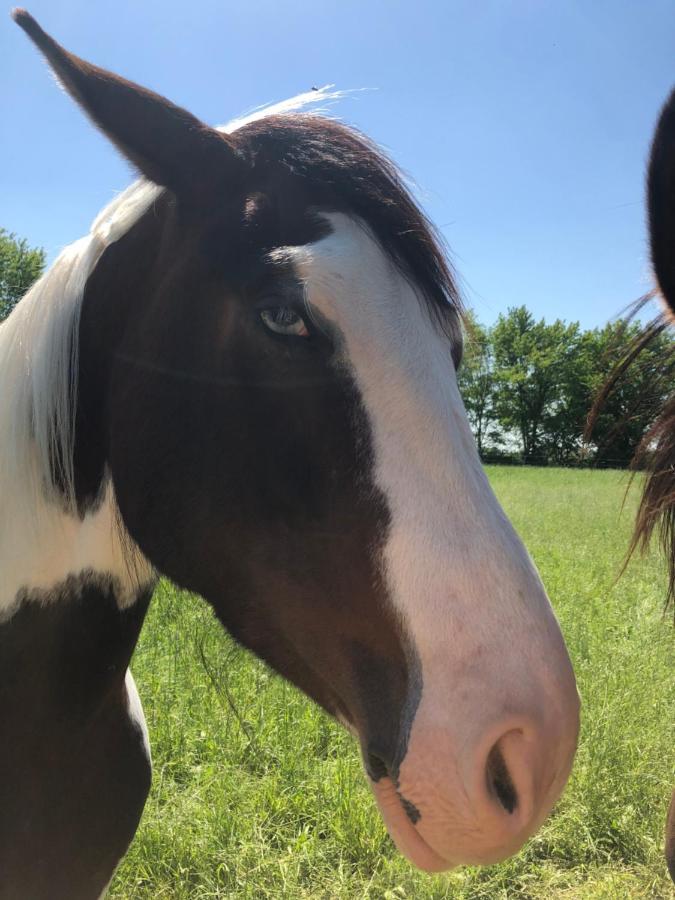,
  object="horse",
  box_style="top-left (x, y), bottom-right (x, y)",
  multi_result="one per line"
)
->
top-left (619, 83), bottom-right (675, 883)
top-left (1, 10), bottom-right (580, 898)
